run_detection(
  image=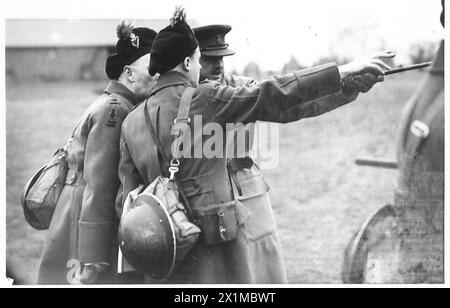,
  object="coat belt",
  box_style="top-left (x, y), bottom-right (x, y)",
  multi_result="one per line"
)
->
top-left (178, 172), bottom-right (234, 207)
